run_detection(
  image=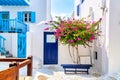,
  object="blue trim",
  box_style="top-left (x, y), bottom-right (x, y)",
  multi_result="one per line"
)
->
top-left (31, 12), bottom-right (36, 23)
top-left (0, 0), bottom-right (29, 6)
top-left (17, 33), bottom-right (26, 58)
